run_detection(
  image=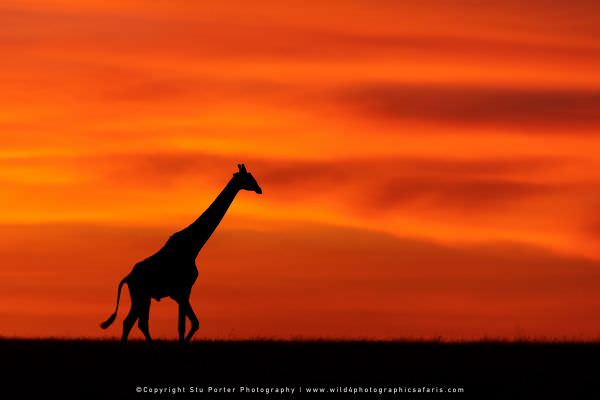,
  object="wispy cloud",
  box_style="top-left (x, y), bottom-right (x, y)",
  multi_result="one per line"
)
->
top-left (336, 84), bottom-right (600, 131)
